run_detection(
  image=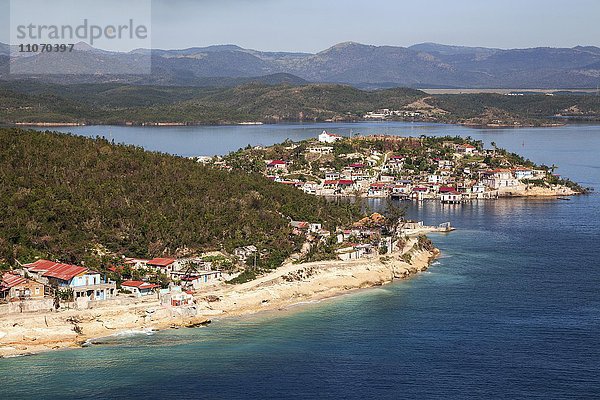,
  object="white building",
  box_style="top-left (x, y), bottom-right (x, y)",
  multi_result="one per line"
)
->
top-left (318, 131), bottom-right (343, 143)
top-left (307, 146), bottom-right (334, 154)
